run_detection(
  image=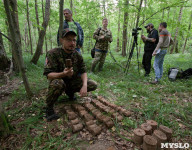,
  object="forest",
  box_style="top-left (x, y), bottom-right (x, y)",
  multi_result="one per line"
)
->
top-left (0, 0), bottom-right (192, 149)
